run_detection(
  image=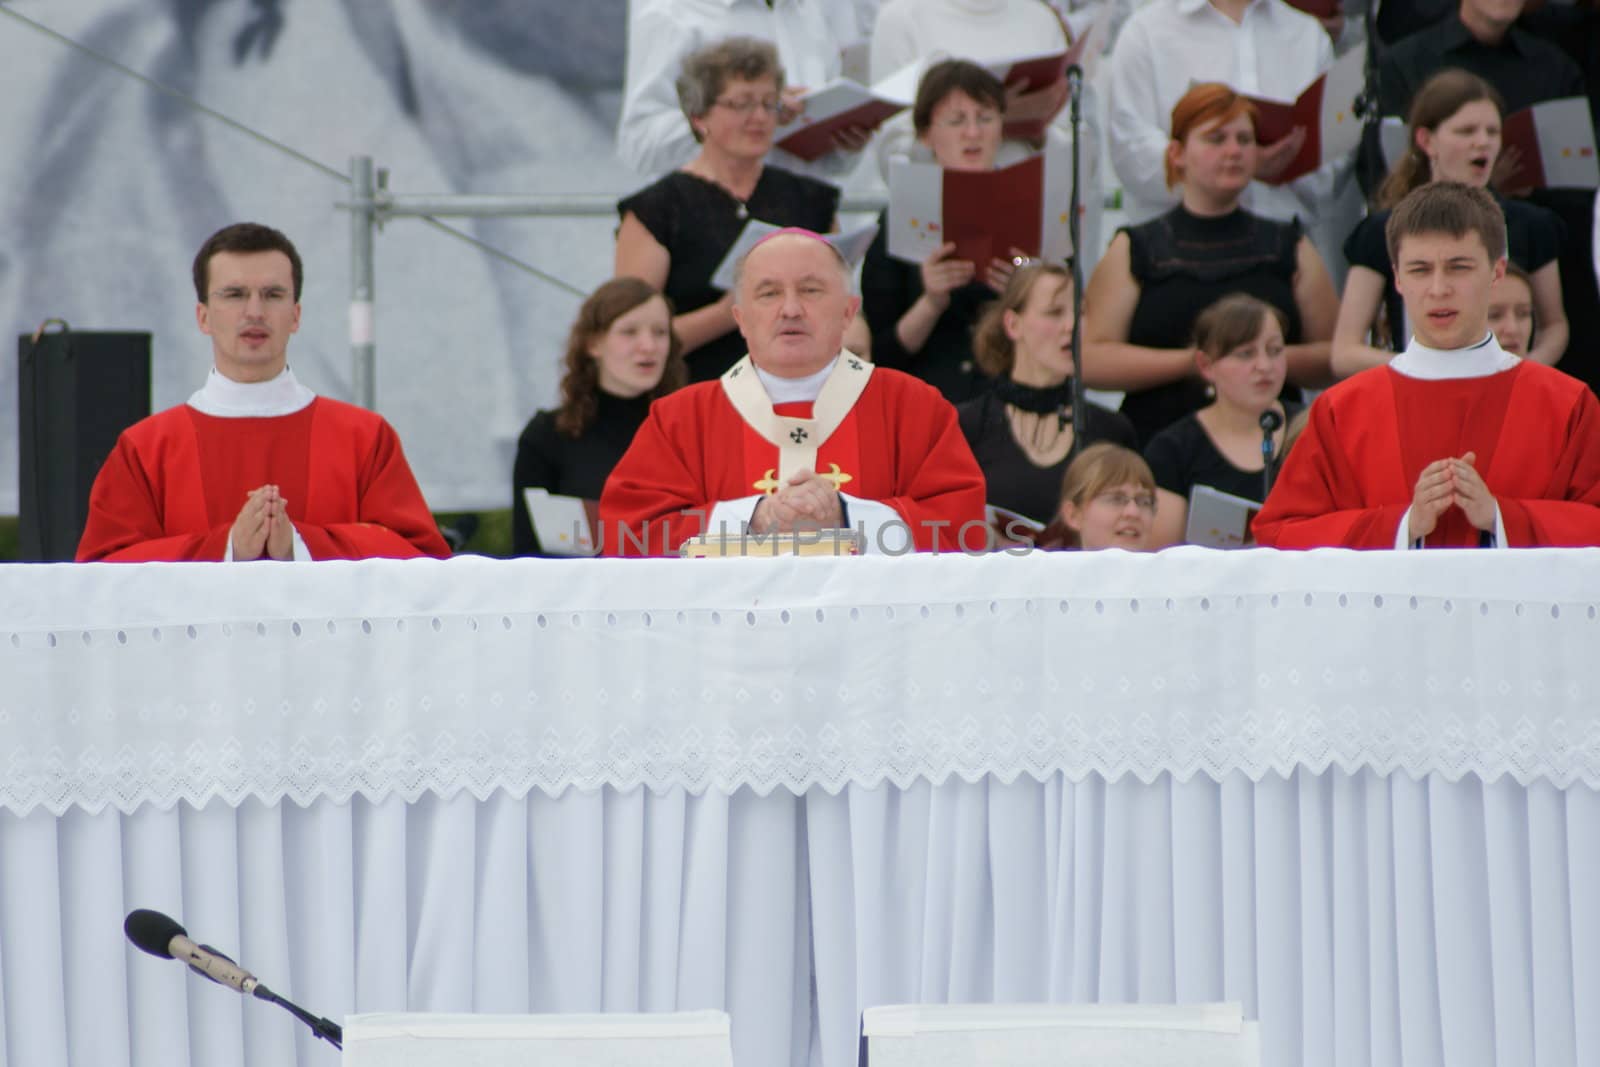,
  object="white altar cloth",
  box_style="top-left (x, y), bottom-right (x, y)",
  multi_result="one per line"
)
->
top-left (2, 550), bottom-right (1598, 1067)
